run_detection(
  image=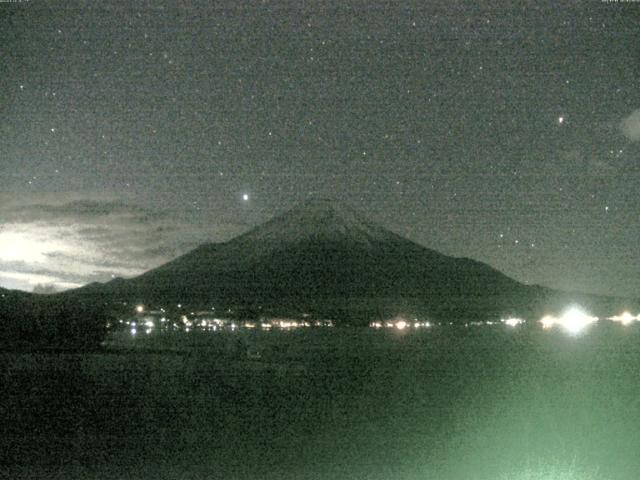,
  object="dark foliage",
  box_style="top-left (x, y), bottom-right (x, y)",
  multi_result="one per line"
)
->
top-left (0, 290), bottom-right (109, 351)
